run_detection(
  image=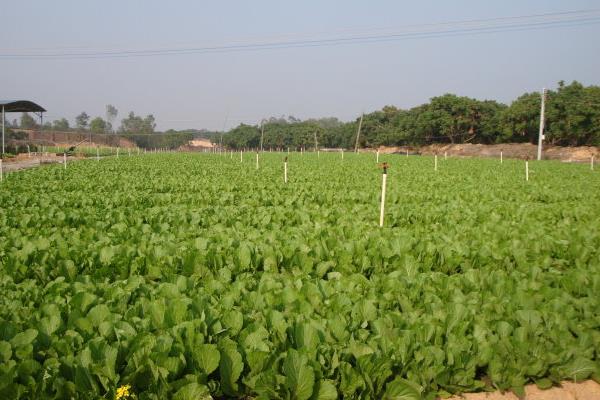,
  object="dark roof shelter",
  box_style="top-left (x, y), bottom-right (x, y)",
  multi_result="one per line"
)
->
top-left (1, 100), bottom-right (46, 157)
